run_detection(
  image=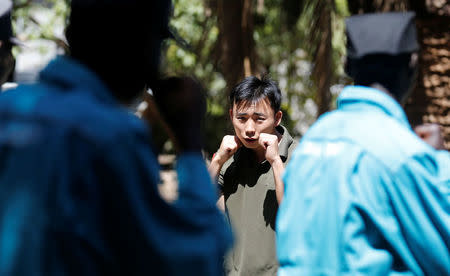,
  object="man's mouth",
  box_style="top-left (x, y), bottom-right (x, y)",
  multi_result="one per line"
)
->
top-left (245, 138), bottom-right (257, 143)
